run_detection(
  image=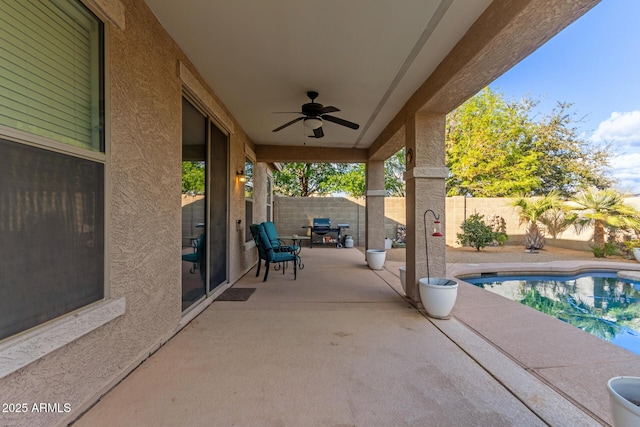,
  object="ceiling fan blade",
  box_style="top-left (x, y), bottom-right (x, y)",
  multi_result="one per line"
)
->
top-left (272, 117), bottom-right (304, 132)
top-left (312, 126), bottom-right (324, 138)
top-left (322, 114), bottom-right (360, 130)
top-left (319, 105), bottom-right (340, 114)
